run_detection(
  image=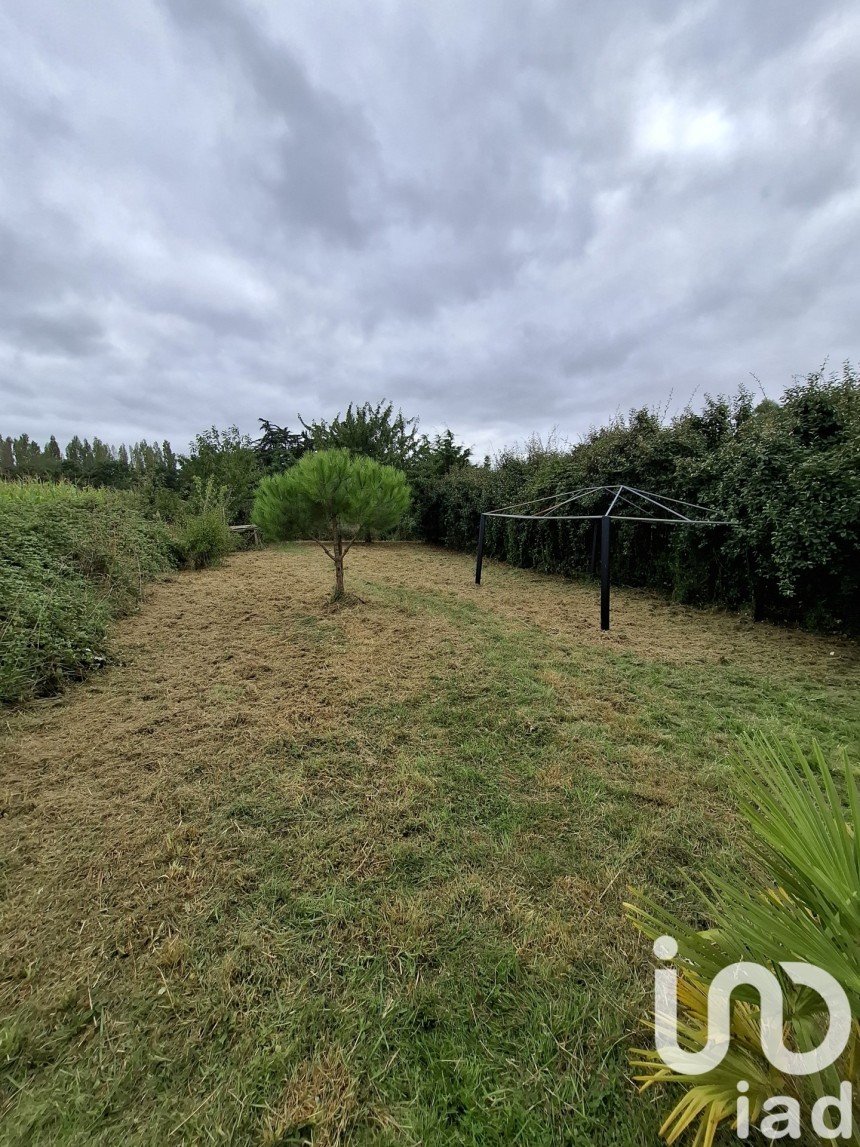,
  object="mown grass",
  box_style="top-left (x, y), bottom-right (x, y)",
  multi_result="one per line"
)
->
top-left (1, 545), bottom-right (857, 1145)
